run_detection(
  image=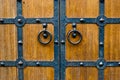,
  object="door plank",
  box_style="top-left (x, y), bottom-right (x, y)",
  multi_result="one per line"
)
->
top-left (24, 67), bottom-right (54, 80)
top-left (0, 25), bottom-right (17, 61)
top-left (105, 0), bottom-right (120, 18)
top-left (22, 0), bottom-right (54, 18)
top-left (0, 0), bottom-right (16, 18)
top-left (23, 24), bottom-right (54, 61)
top-left (0, 67), bottom-right (17, 80)
top-left (66, 24), bottom-right (98, 61)
top-left (66, 0), bottom-right (99, 18)
top-left (105, 24), bottom-right (120, 61)
top-left (66, 67), bottom-right (98, 80)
